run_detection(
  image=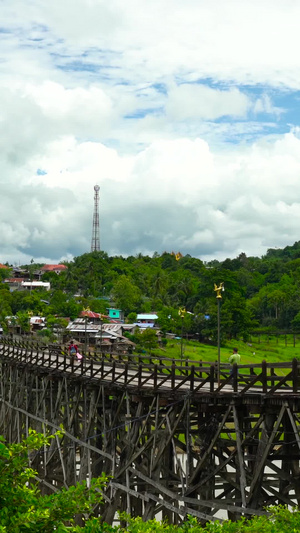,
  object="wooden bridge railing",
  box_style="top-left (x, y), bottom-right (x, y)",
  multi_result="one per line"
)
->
top-left (0, 337), bottom-right (299, 396)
